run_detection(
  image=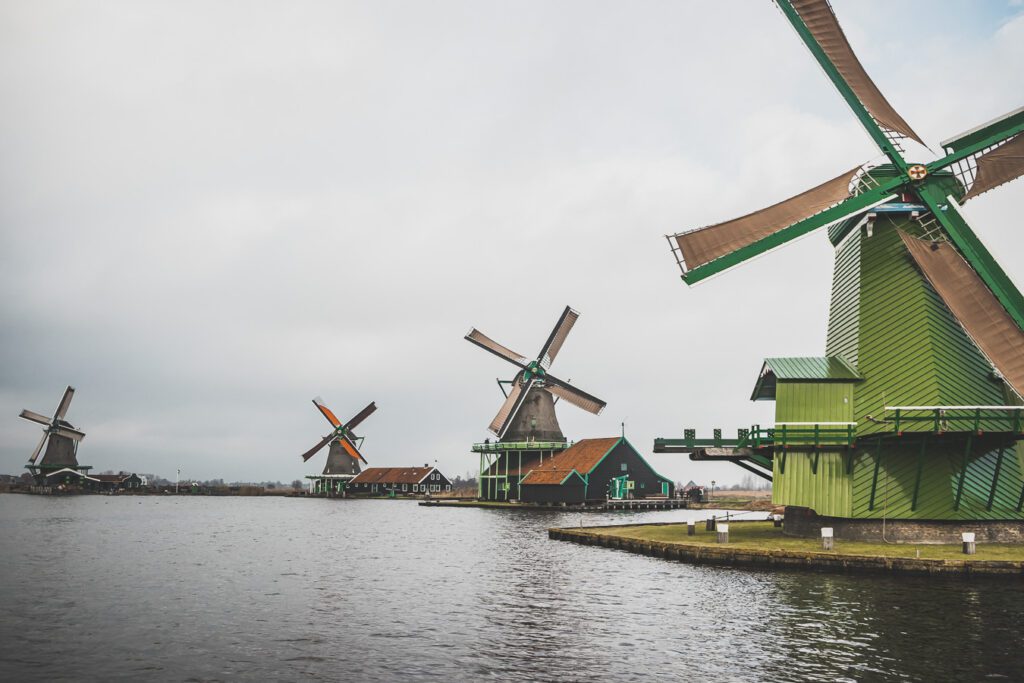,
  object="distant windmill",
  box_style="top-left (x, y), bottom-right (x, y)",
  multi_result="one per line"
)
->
top-left (300, 398), bottom-right (376, 477)
top-left (465, 306), bottom-right (606, 441)
top-left (20, 386), bottom-right (87, 473)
